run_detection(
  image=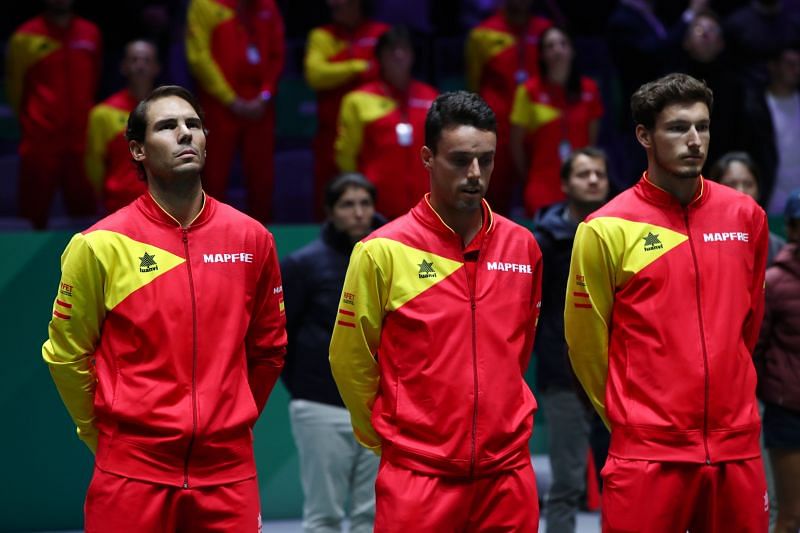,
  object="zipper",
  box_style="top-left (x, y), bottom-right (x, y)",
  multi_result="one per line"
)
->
top-left (465, 241), bottom-right (484, 478)
top-left (683, 209), bottom-right (712, 465)
top-left (182, 228), bottom-right (199, 487)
